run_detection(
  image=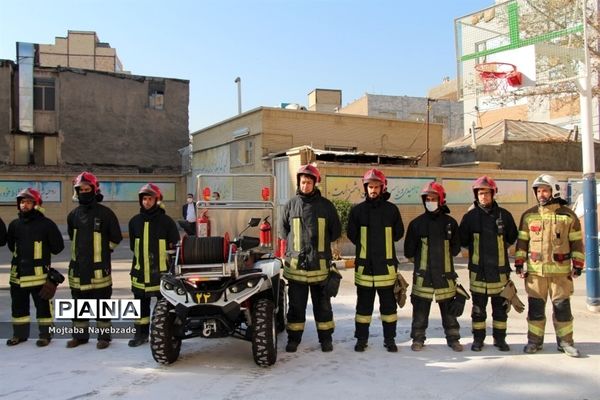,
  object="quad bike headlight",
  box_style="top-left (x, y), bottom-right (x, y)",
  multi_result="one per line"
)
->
top-left (175, 286), bottom-right (186, 296)
top-left (229, 277), bottom-right (262, 294)
top-left (163, 282), bottom-right (174, 291)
